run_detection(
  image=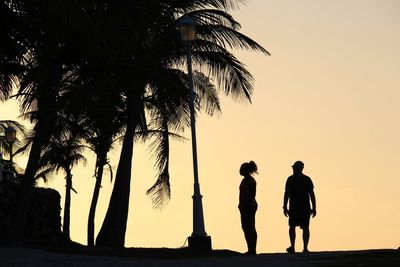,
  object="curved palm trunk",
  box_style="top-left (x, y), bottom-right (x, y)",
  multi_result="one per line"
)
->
top-left (9, 109), bottom-right (53, 244)
top-left (63, 169), bottom-right (72, 240)
top-left (87, 150), bottom-right (107, 247)
top-left (9, 130), bottom-right (47, 244)
top-left (96, 93), bottom-right (142, 247)
top-left (10, 53), bottom-right (59, 245)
